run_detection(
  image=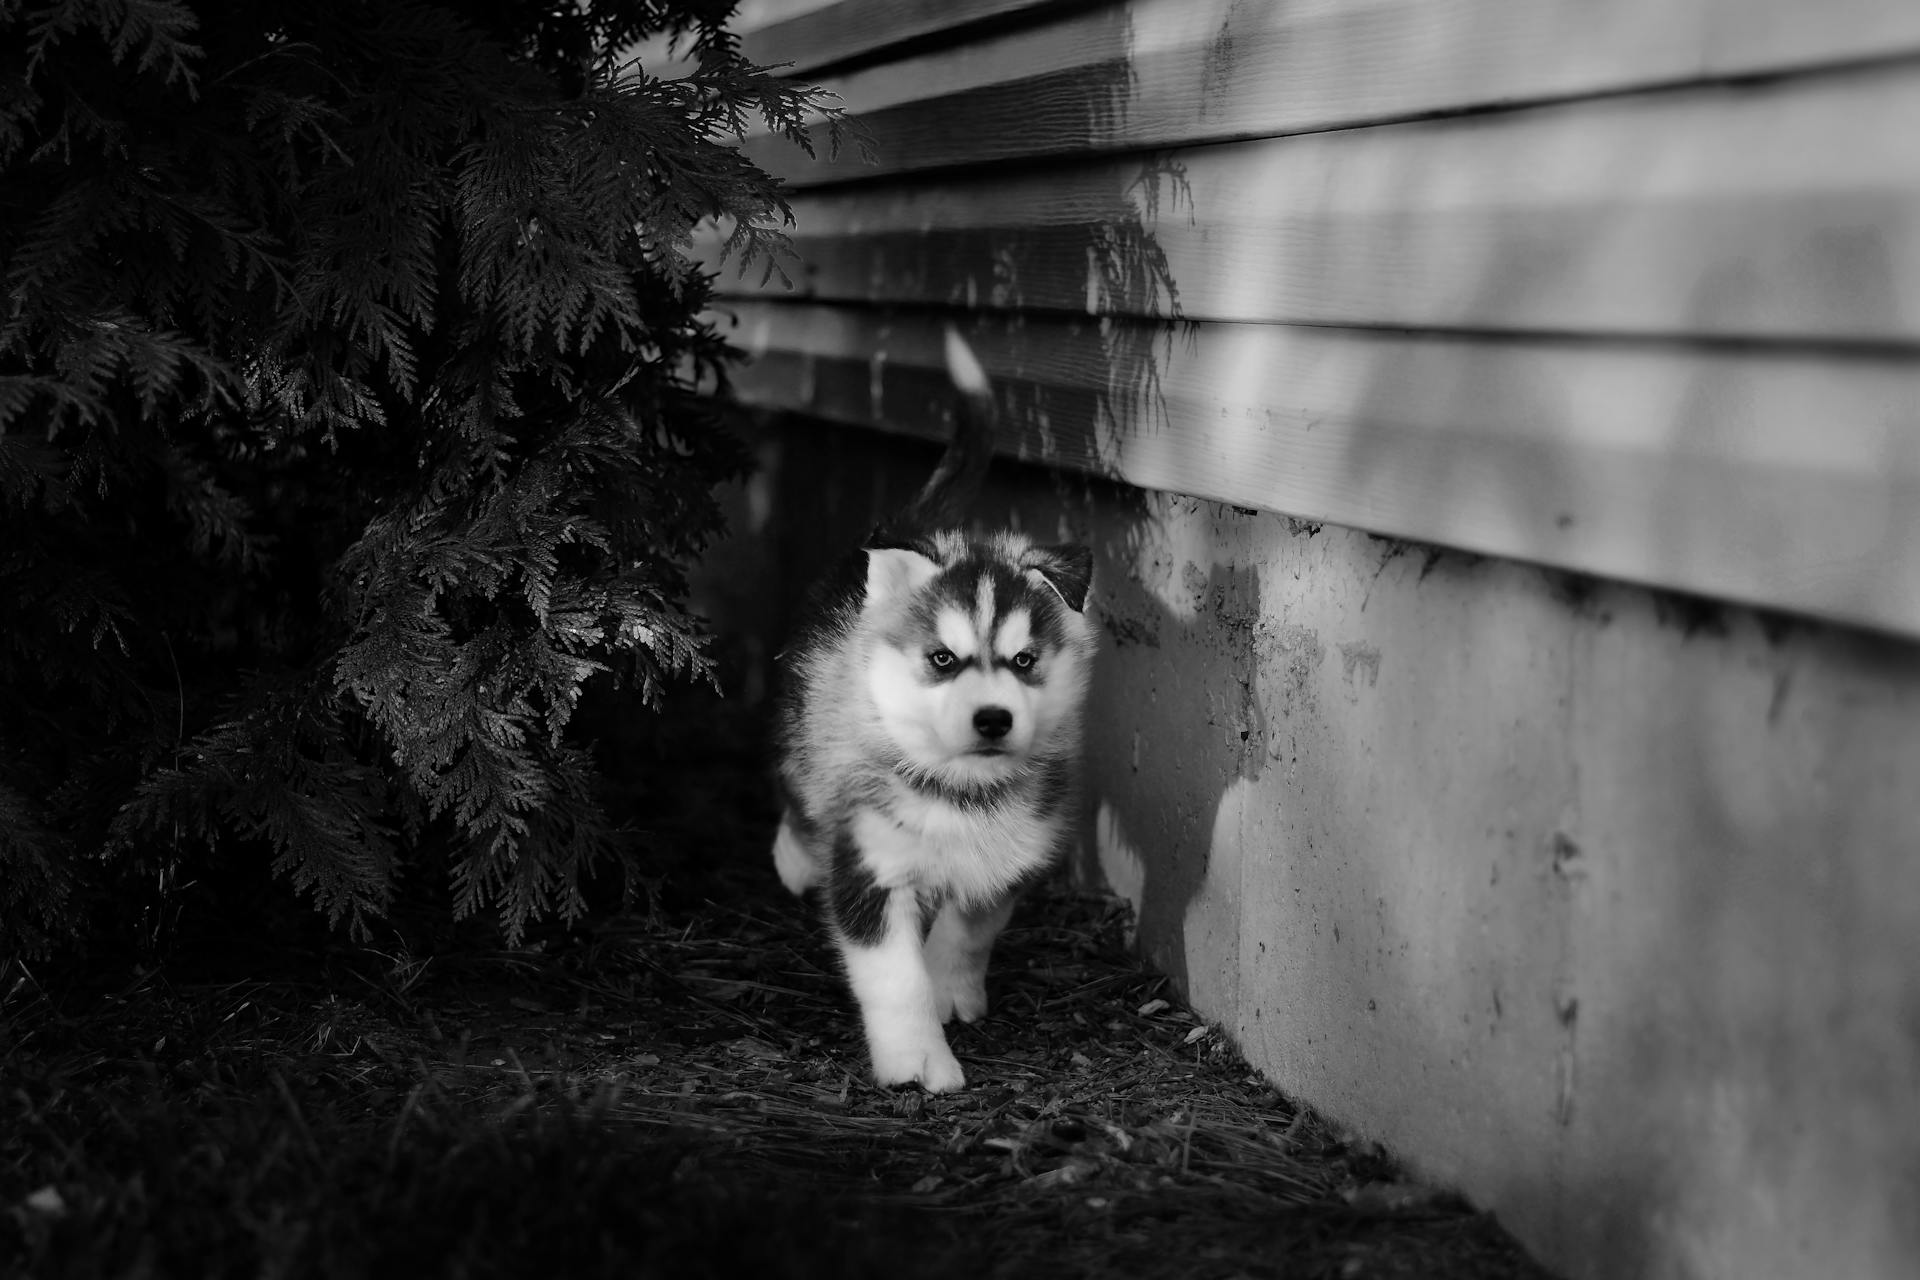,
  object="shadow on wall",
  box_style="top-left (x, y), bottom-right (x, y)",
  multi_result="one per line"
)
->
top-left (1074, 499), bottom-right (1276, 1004)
